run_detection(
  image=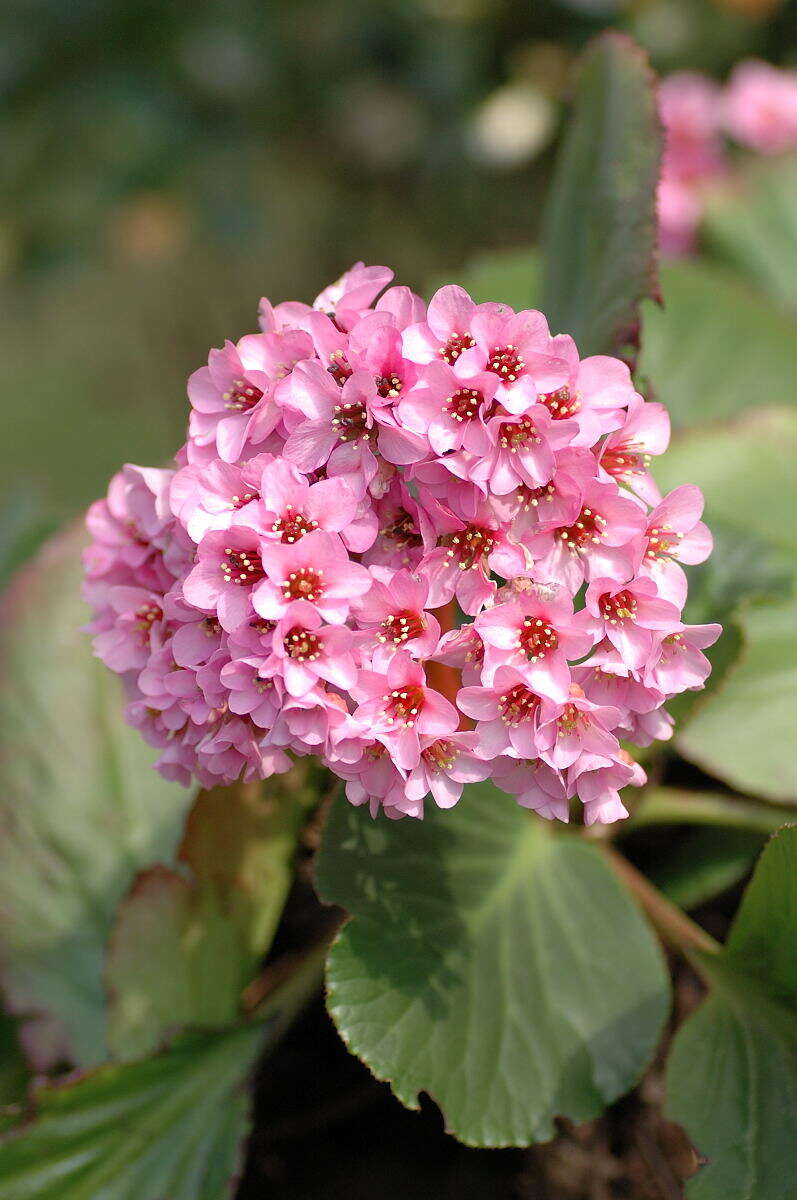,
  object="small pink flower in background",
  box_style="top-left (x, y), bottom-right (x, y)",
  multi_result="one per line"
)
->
top-left (724, 60), bottom-right (797, 154)
top-left (83, 262), bottom-right (719, 823)
top-left (657, 60), bottom-right (797, 255)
